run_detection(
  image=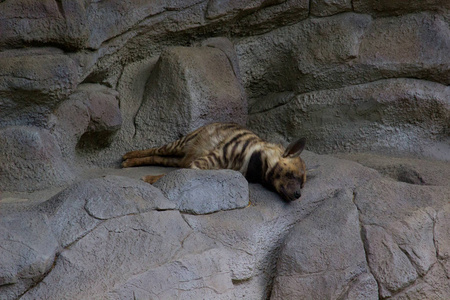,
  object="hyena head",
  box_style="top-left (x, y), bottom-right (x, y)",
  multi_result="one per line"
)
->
top-left (268, 138), bottom-right (306, 202)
